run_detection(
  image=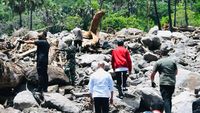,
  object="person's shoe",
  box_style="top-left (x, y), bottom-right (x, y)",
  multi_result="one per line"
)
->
top-left (123, 88), bottom-right (128, 91)
top-left (119, 95), bottom-right (124, 99)
top-left (117, 95), bottom-right (124, 99)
